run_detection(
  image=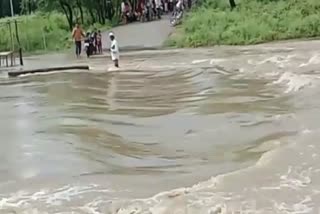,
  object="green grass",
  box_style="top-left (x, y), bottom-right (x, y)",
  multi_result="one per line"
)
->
top-left (0, 13), bottom-right (111, 53)
top-left (167, 0), bottom-right (320, 47)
